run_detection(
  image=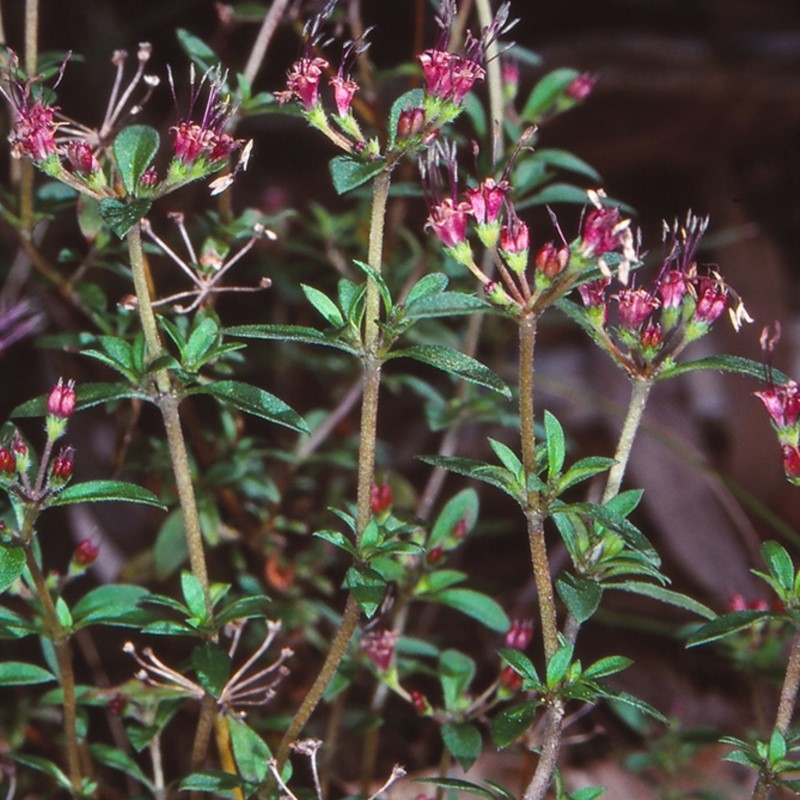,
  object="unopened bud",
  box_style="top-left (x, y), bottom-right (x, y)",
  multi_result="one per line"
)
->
top-left (74, 538), bottom-right (100, 566)
top-left (535, 242), bottom-right (569, 279)
top-left (50, 446), bottom-right (75, 485)
top-left (0, 447), bottom-right (17, 476)
top-left (397, 107), bottom-right (426, 140)
top-left (370, 482), bottom-right (393, 516)
top-left (566, 72), bottom-right (596, 101)
top-left (411, 690), bottom-right (430, 714)
top-left (504, 618), bottom-right (534, 650)
top-left (427, 545), bottom-right (444, 565)
top-left (500, 664), bottom-right (523, 692)
top-left (47, 378), bottom-right (76, 419)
